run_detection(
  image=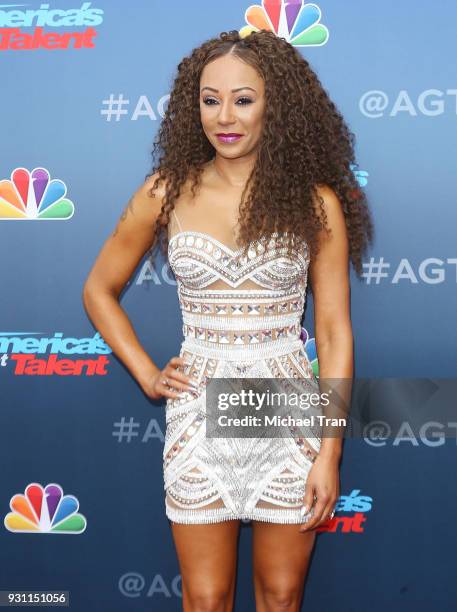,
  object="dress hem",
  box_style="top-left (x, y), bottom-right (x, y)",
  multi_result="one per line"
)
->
top-left (165, 504), bottom-right (307, 525)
